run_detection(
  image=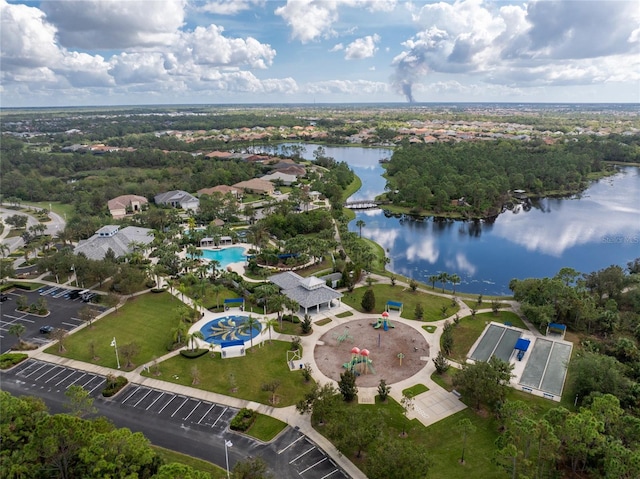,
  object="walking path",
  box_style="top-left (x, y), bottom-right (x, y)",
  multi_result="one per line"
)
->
top-left (16, 269), bottom-right (524, 479)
